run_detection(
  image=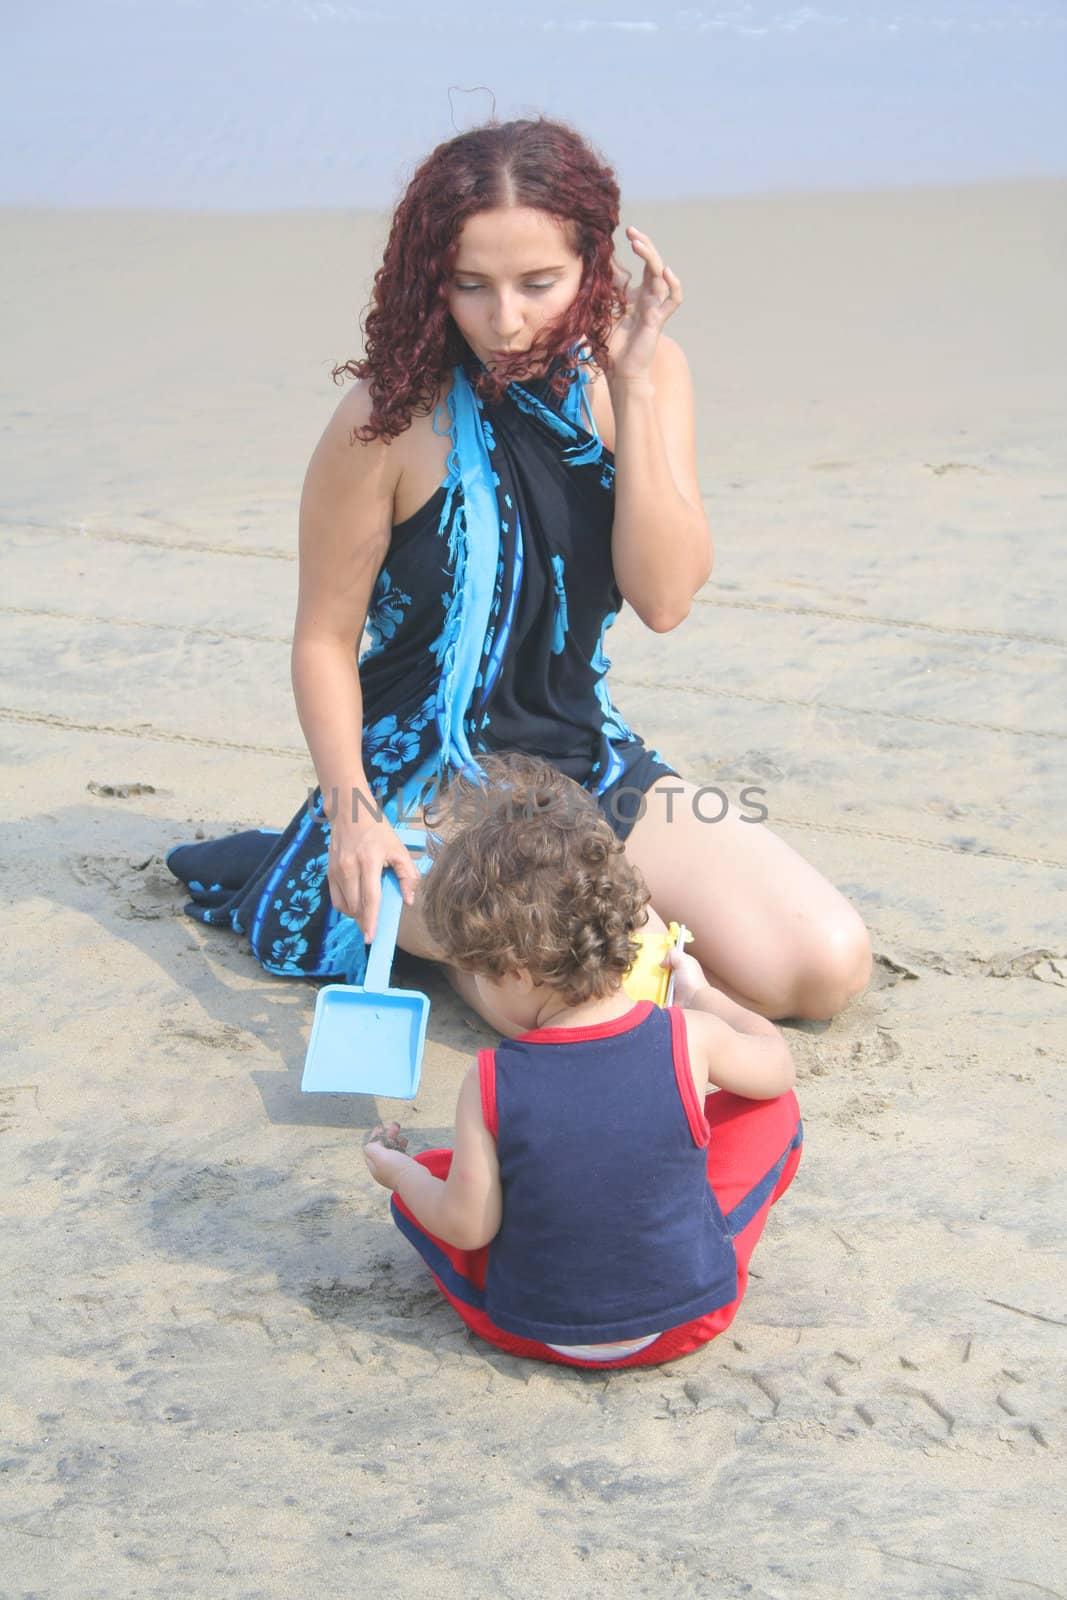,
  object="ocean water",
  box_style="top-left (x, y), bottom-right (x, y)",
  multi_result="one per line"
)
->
top-left (2, 1), bottom-right (1066, 207)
